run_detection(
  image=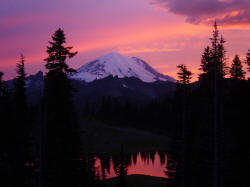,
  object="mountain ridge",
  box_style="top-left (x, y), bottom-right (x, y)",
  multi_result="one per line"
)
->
top-left (69, 52), bottom-right (175, 83)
